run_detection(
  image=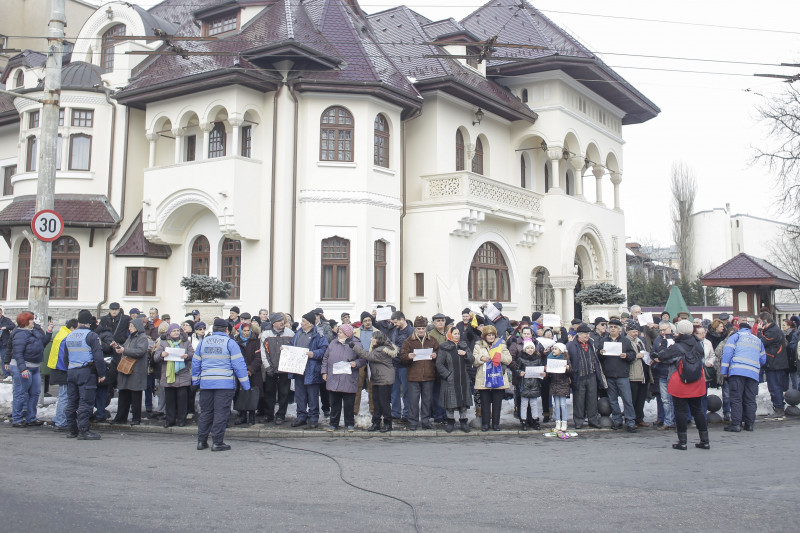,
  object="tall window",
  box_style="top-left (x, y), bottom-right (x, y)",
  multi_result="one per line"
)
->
top-left (241, 125), bottom-right (251, 158)
top-left (320, 106), bottom-right (353, 162)
top-left (468, 242), bottom-right (509, 301)
top-left (544, 163), bottom-right (550, 193)
top-left (191, 236), bottom-right (210, 275)
top-left (50, 236), bottom-right (80, 299)
top-left (29, 111), bottom-right (40, 129)
top-left (185, 134), bottom-right (196, 161)
top-left (71, 109), bottom-right (94, 127)
top-left (16, 240), bottom-right (31, 299)
top-left (69, 134), bottom-right (91, 170)
top-left (221, 238), bottom-right (241, 299)
top-left (373, 114), bottom-right (389, 167)
top-left (59, 108), bottom-right (65, 126)
top-left (14, 70), bottom-right (24, 89)
top-left (126, 267), bottom-right (157, 296)
top-left (0, 269), bottom-right (7, 300)
top-left (455, 130), bottom-right (465, 171)
top-left (56, 135), bottom-right (62, 170)
top-left (471, 137), bottom-right (484, 175)
top-left (520, 155), bottom-right (526, 188)
top-left (321, 236), bottom-right (349, 300)
top-left (374, 240), bottom-right (386, 302)
top-left (415, 273), bottom-right (425, 297)
top-left (26, 136), bottom-right (37, 172)
top-left (208, 122), bottom-right (226, 158)
top-left (205, 14), bottom-right (239, 36)
top-left (3, 165), bottom-right (16, 196)
top-left (522, 89), bottom-right (529, 103)
top-left (102, 24), bottom-right (125, 73)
